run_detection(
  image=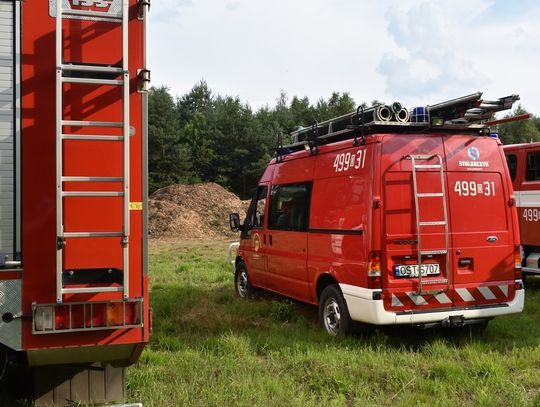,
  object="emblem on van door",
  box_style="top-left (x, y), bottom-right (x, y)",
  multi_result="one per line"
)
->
top-left (486, 236), bottom-right (498, 243)
top-left (468, 147), bottom-right (480, 161)
top-left (459, 146), bottom-right (489, 168)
